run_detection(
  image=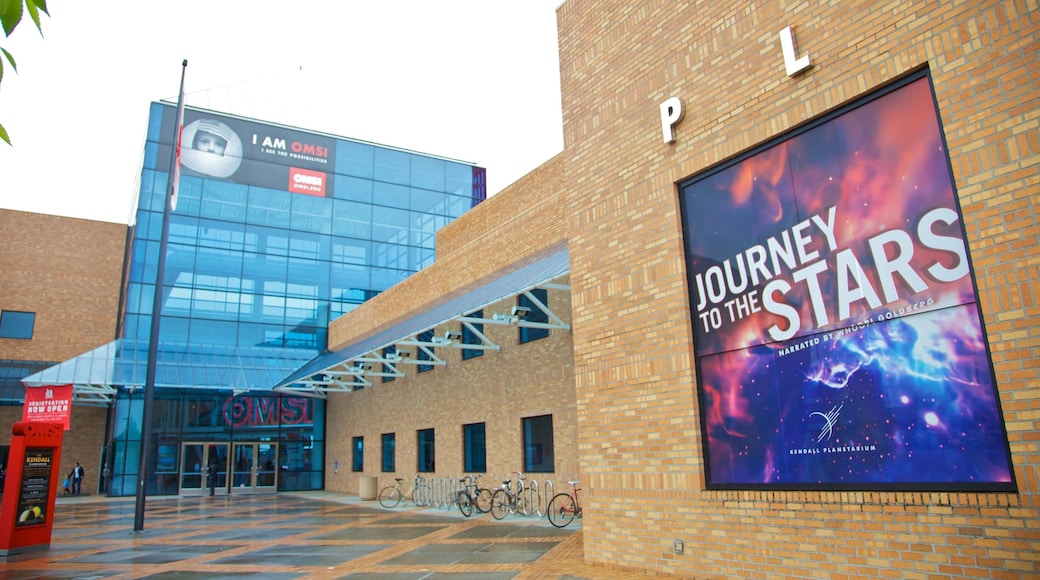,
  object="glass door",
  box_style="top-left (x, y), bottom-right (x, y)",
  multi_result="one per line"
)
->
top-left (256, 443), bottom-right (278, 491)
top-left (180, 442), bottom-right (228, 496)
top-left (231, 443), bottom-right (254, 490)
top-left (230, 443), bottom-right (279, 493)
